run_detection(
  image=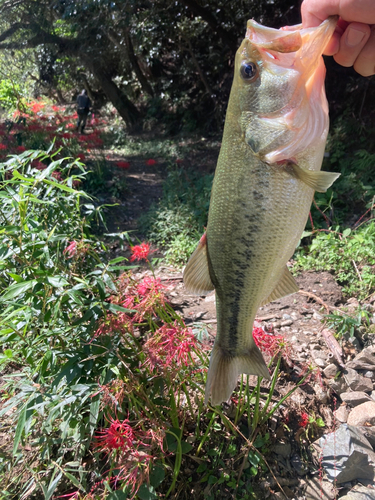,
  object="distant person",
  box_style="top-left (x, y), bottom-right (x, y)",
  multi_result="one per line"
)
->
top-left (302, 0), bottom-right (375, 76)
top-left (76, 89), bottom-right (91, 133)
